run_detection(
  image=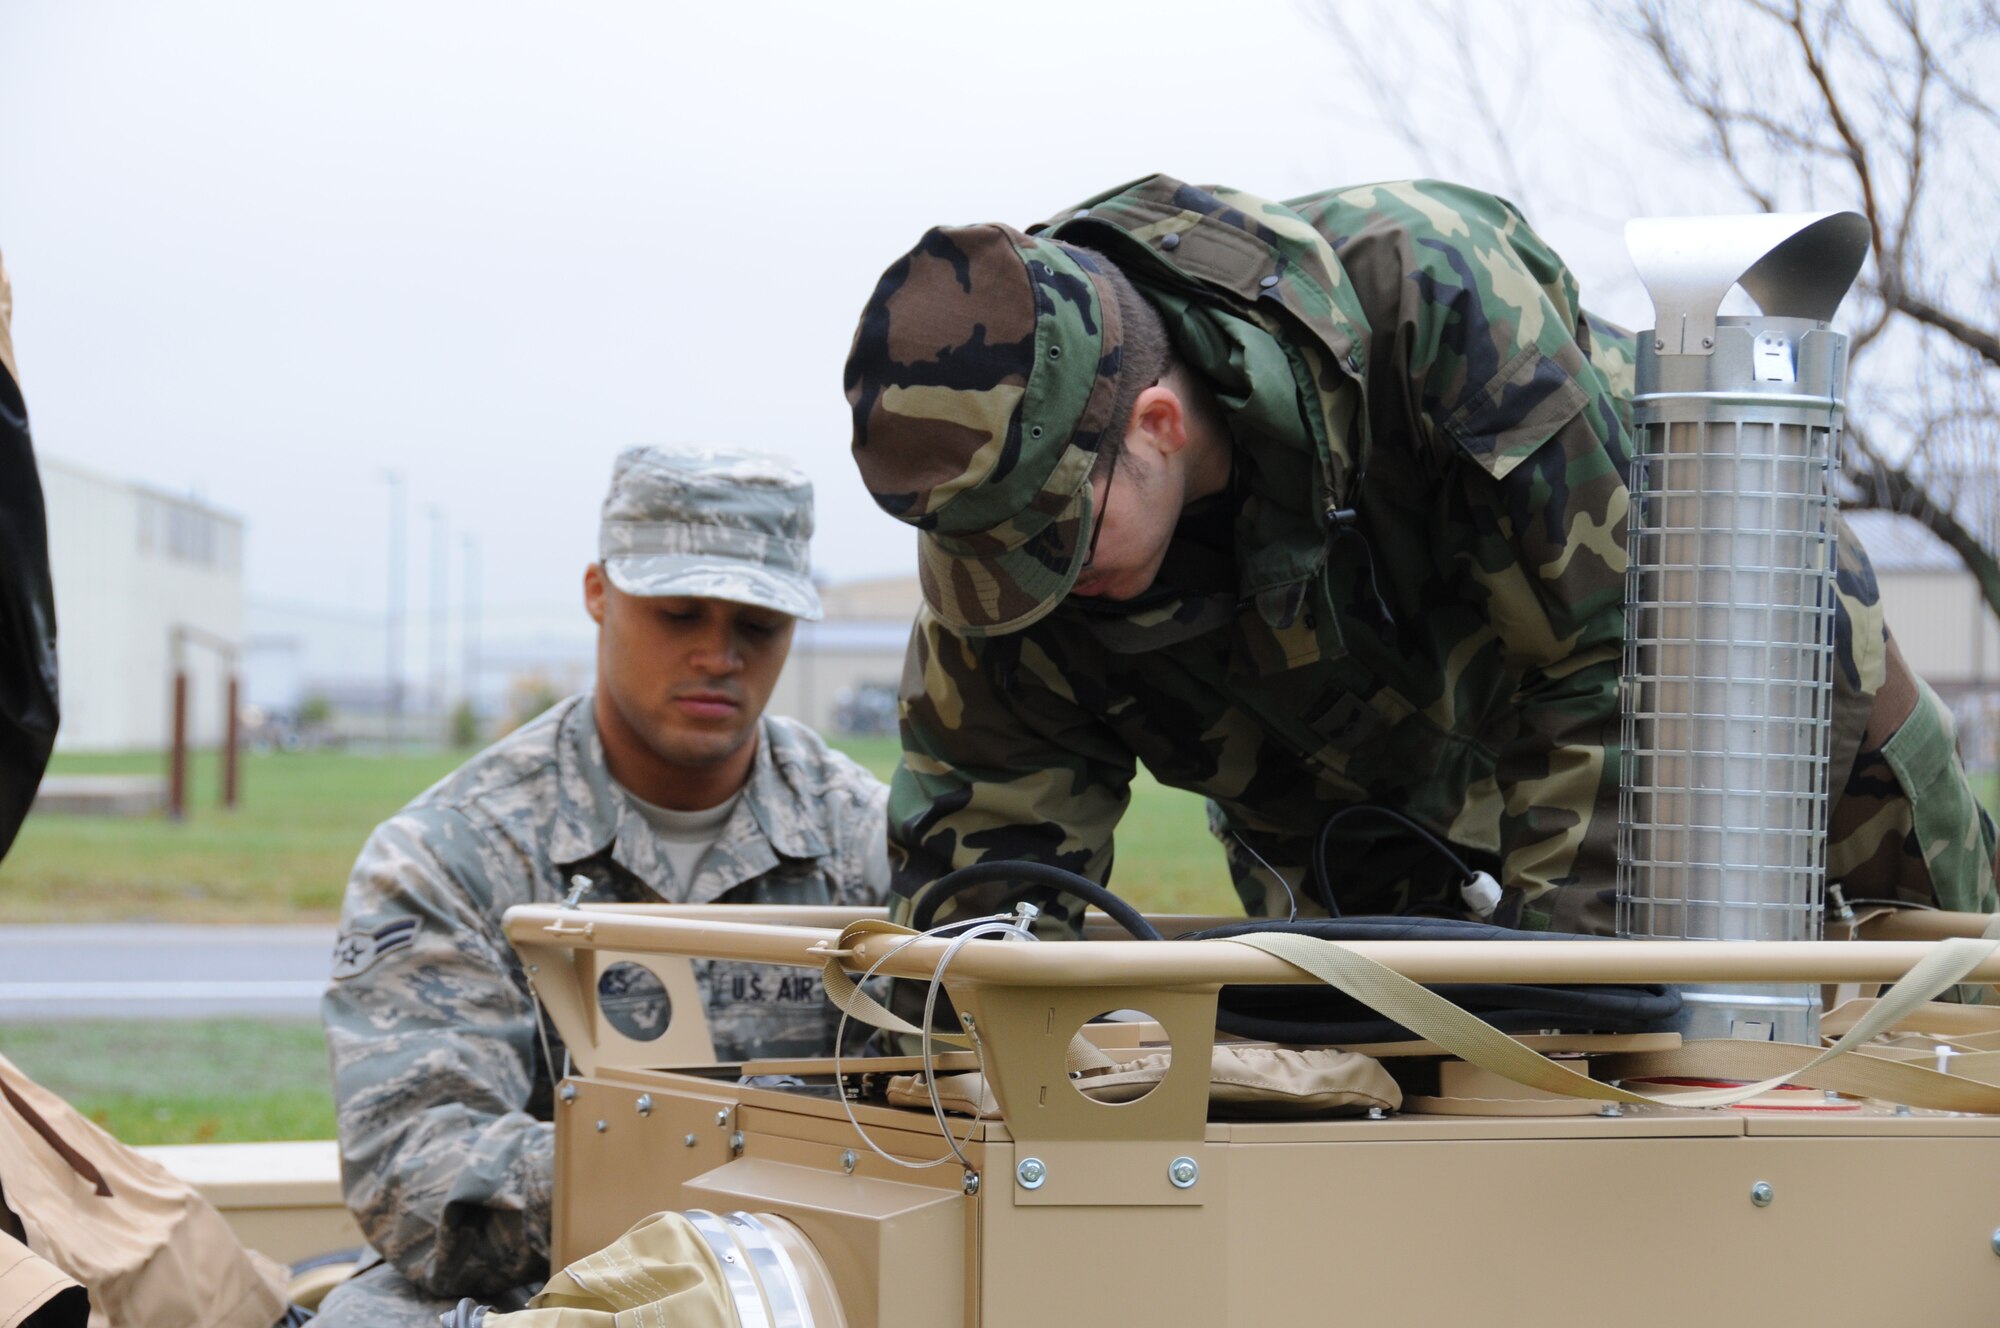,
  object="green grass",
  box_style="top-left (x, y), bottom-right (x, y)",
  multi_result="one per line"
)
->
top-left (1, 749), bottom-right (465, 923)
top-left (2, 741), bottom-right (1241, 924)
top-left (0, 1020), bottom-right (332, 1145)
